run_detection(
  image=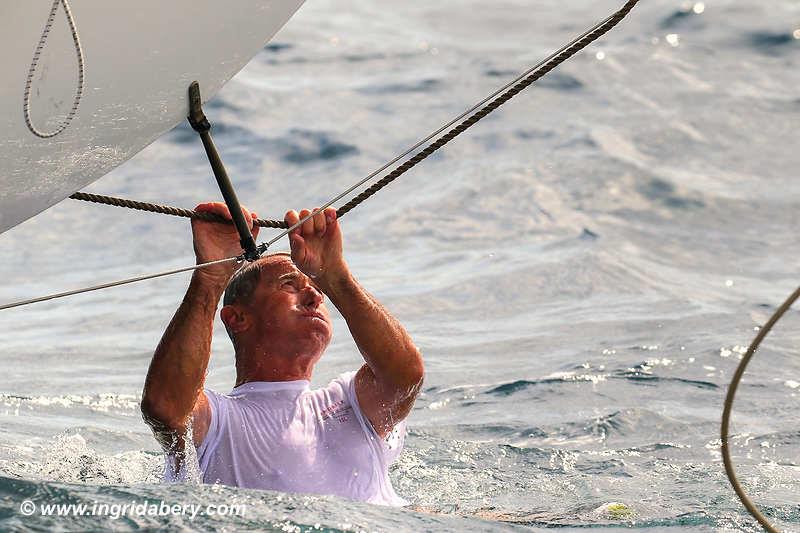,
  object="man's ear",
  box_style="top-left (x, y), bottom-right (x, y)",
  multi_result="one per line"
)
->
top-left (220, 304), bottom-right (251, 334)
